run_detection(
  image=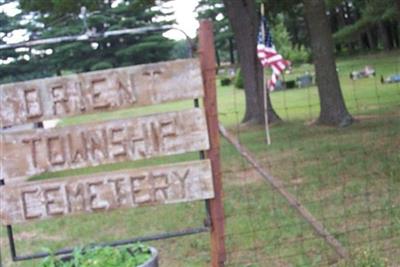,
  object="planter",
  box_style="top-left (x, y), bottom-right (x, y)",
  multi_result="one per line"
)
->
top-left (58, 245), bottom-right (158, 267)
top-left (139, 247), bottom-right (158, 267)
